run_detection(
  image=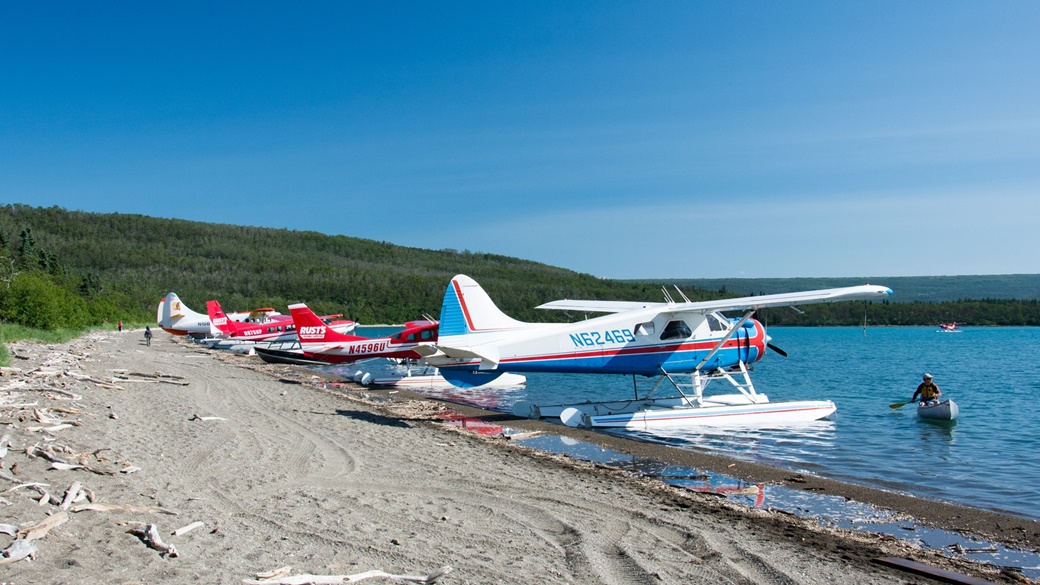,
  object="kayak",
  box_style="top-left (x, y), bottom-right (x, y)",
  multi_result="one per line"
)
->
top-left (917, 399), bottom-right (959, 421)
